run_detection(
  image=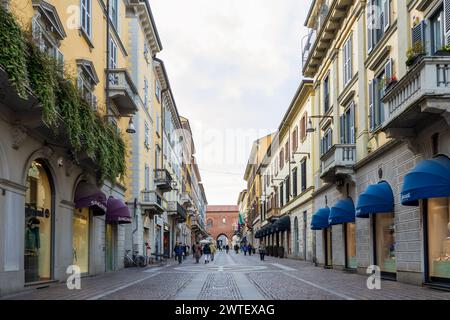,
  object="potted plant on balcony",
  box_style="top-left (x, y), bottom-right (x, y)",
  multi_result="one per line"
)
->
top-left (384, 75), bottom-right (398, 92)
top-left (435, 45), bottom-right (450, 56)
top-left (406, 41), bottom-right (426, 67)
